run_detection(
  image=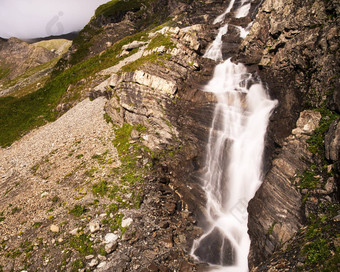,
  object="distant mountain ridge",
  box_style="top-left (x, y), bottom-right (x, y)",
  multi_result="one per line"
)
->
top-left (24, 31), bottom-right (79, 44)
